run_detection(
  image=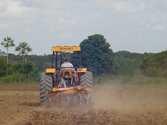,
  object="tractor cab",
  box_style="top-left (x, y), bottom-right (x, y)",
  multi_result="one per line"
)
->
top-left (45, 45), bottom-right (87, 88)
